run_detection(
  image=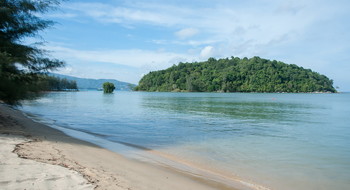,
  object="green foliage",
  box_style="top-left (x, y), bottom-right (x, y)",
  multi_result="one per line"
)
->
top-left (135, 56), bottom-right (337, 93)
top-left (0, 0), bottom-right (64, 104)
top-left (36, 75), bottom-right (78, 91)
top-left (103, 82), bottom-right (115, 93)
